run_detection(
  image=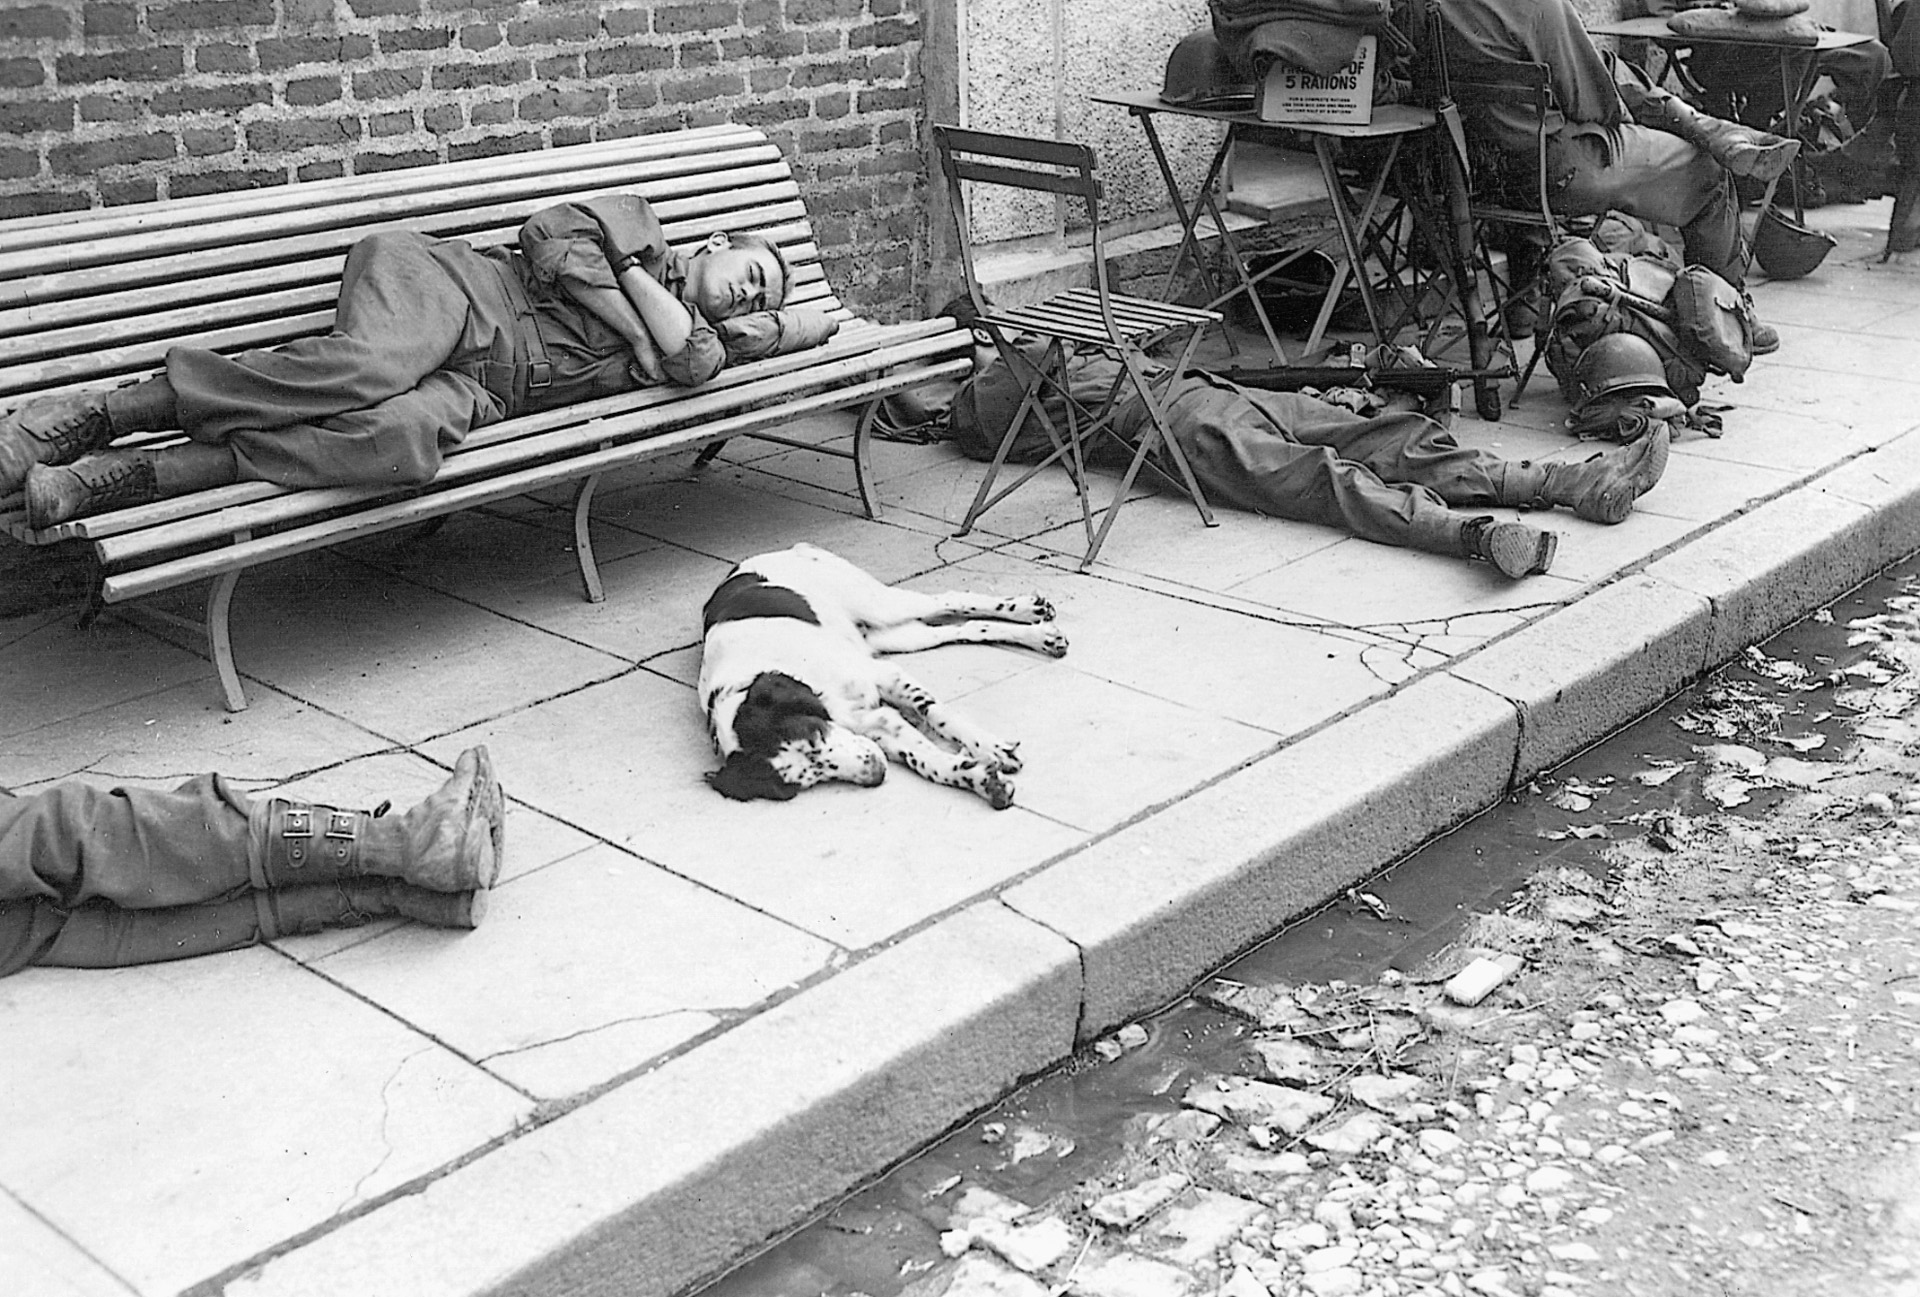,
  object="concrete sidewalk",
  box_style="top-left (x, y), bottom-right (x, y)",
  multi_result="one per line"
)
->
top-left (5, 199), bottom-right (1919, 1297)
